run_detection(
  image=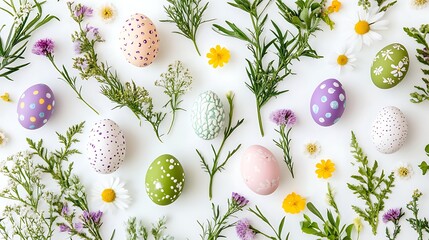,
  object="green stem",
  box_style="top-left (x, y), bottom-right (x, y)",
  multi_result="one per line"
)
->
top-left (48, 56), bottom-right (99, 115)
top-left (167, 110), bottom-right (176, 134)
top-left (256, 104), bottom-right (264, 137)
top-left (192, 38), bottom-right (201, 56)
